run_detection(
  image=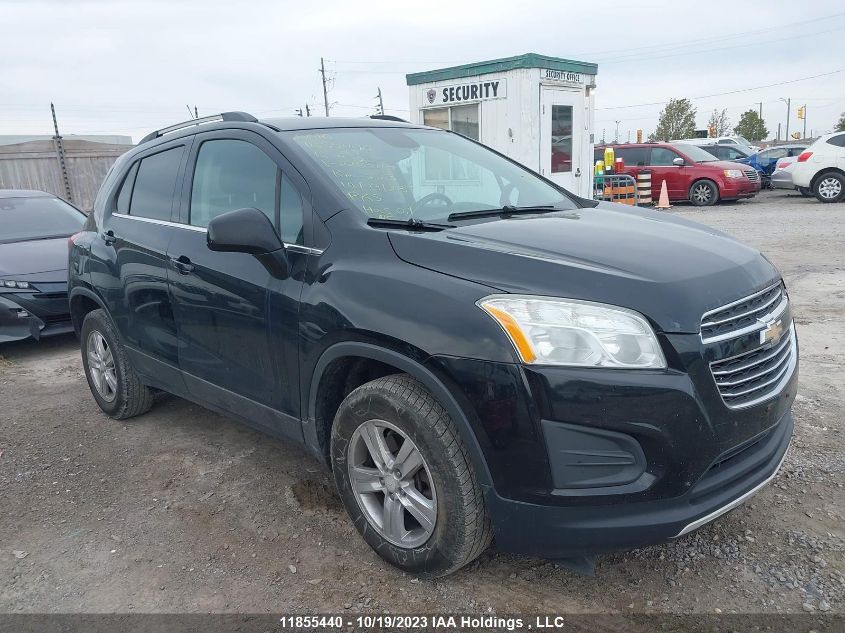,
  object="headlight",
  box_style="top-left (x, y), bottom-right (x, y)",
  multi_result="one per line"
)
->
top-left (478, 295), bottom-right (666, 369)
top-left (2, 280), bottom-right (30, 289)
top-left (724, 169), bottom-right (744, 179)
